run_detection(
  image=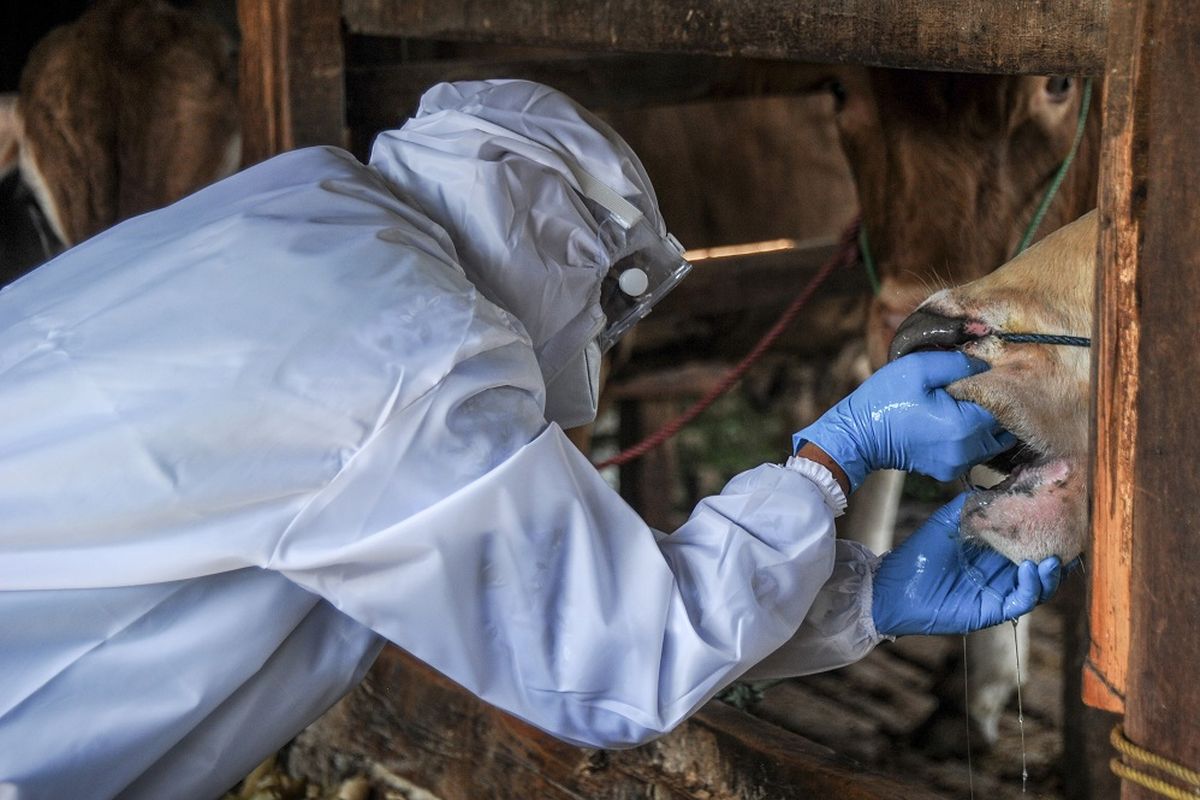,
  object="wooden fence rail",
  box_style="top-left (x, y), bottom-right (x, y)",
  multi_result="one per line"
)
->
top-left (343, 0), bottom-right (1109, 75)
